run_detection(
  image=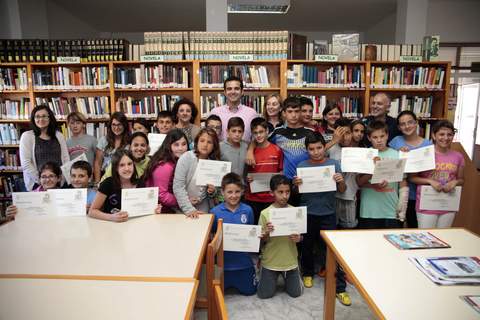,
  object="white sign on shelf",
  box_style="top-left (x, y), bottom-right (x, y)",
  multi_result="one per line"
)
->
top-left (57, 57), bottom-right (81, 64)
top-left (140, 55), bottom-right (165, 62)
top-left (314, 55), bottom-right (338, 62)
top-left (229, 54), bottom-right (254, 62)
top-left (400, 56), bottom-right (423, 63)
